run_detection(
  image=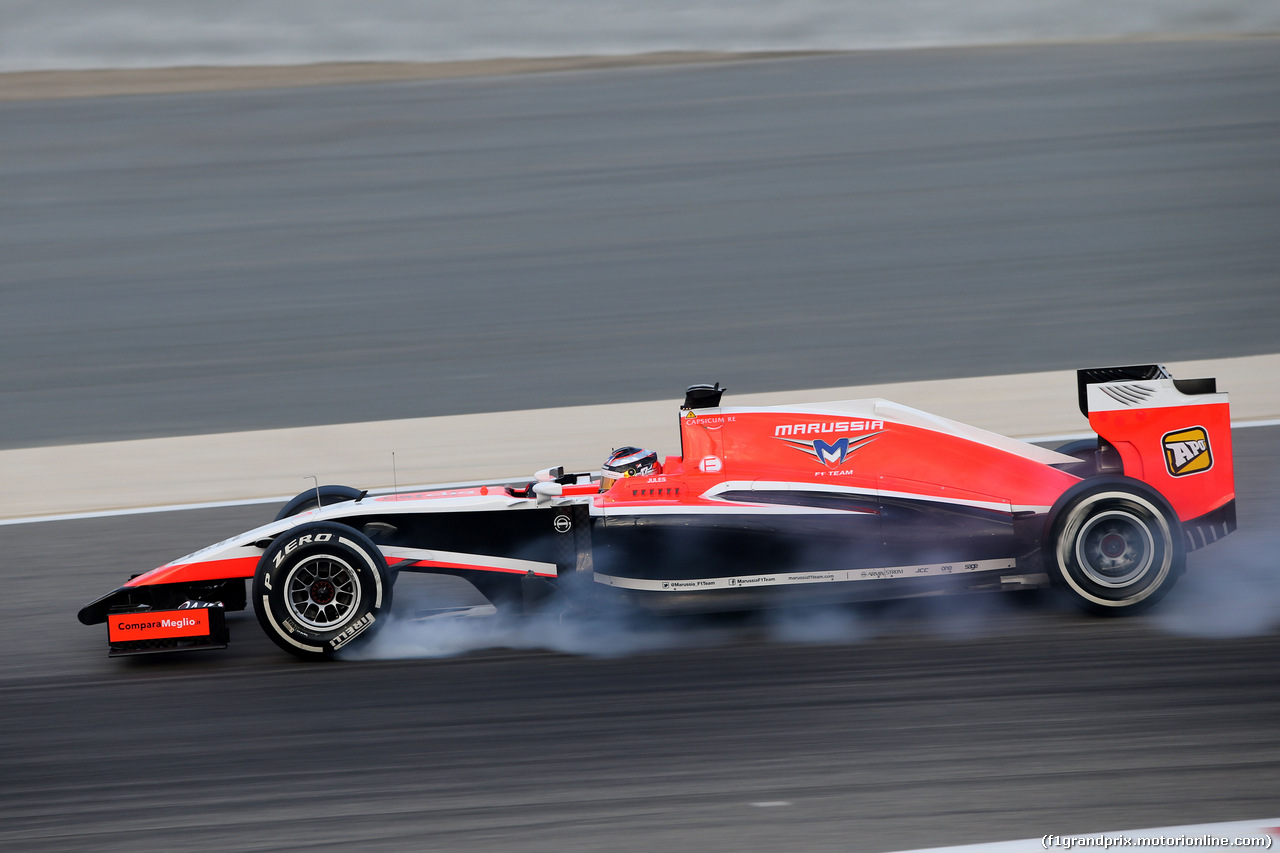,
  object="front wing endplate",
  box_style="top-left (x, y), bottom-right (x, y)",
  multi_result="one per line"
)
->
top-left (106, 607), bottom-right (229, 657)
